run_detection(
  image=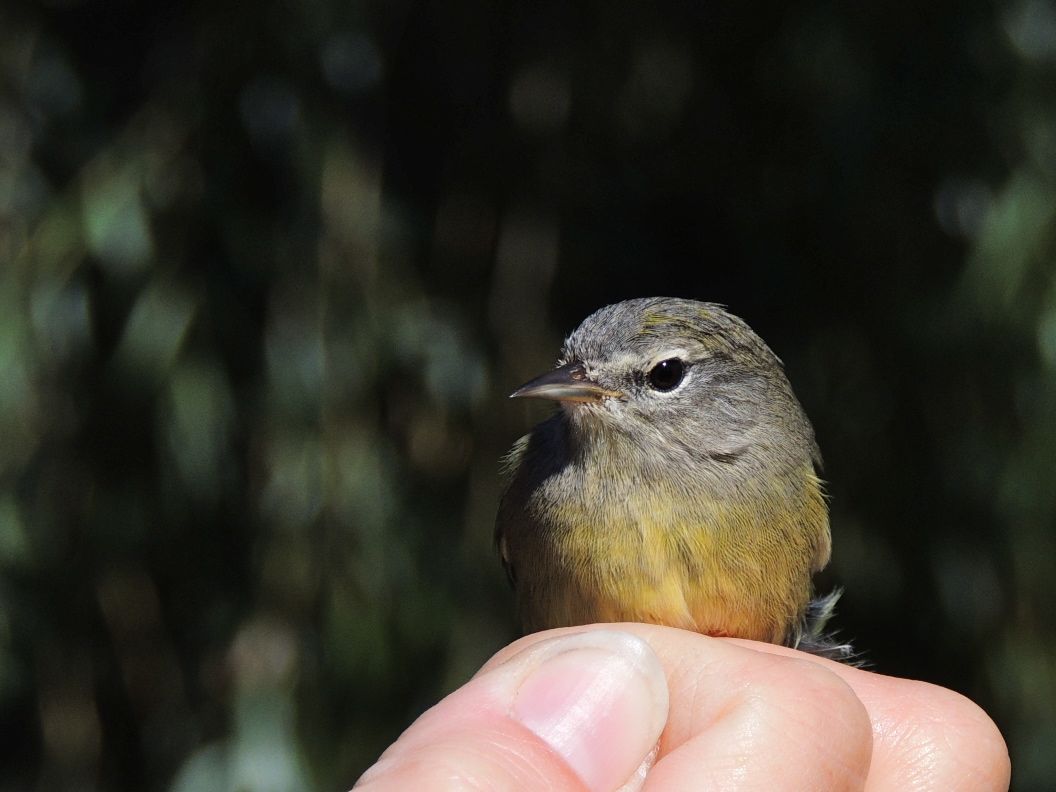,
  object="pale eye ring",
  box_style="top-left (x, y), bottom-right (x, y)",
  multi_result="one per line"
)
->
top-left (646, 358), bottom-right (686, 391)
